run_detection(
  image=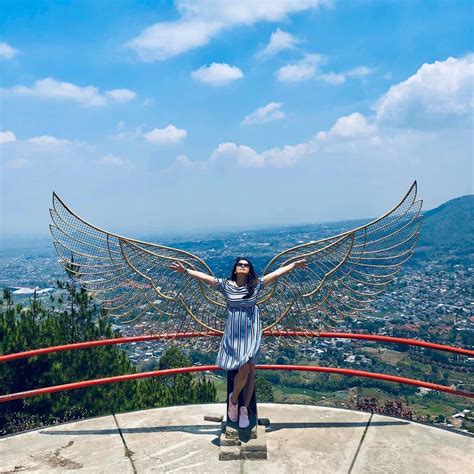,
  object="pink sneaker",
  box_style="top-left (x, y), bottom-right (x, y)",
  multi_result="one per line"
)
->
top-left (239, 406), bottom-right (249, 429)
top-left (228, 393), bottom-right (238, 422)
